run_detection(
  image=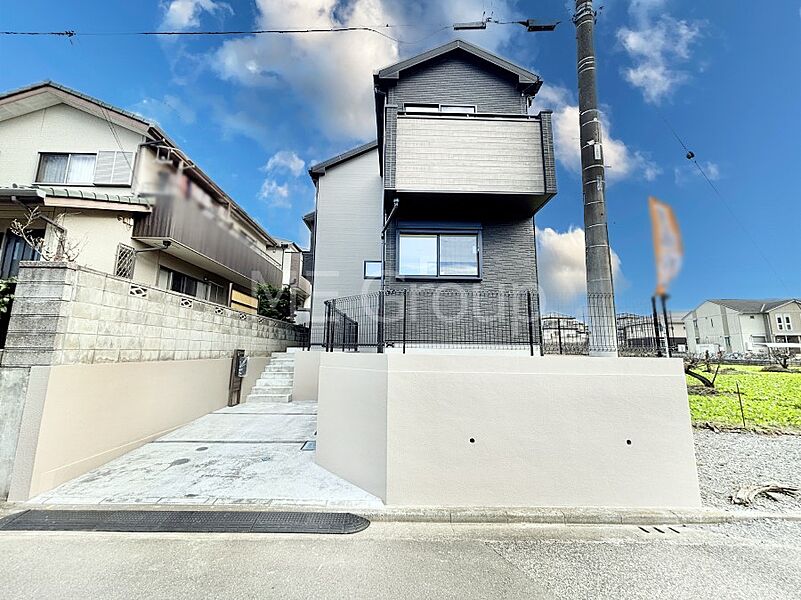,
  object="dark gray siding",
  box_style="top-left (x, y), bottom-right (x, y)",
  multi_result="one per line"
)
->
top-left (384, 217), bottom-right (538, 290)
top-left (384, 54), bottom-right (527, 192)
top-left (382, 217), bottom-right (540, 346)
top-left (539, 112), bottom-right (558, 195)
